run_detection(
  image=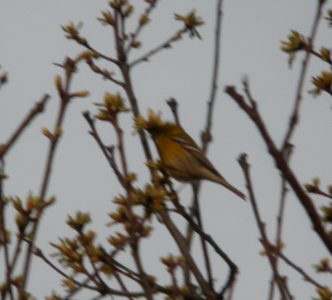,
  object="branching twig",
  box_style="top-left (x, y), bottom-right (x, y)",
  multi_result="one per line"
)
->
top-left (85, 58), bottom-right (124, 86)
top-left (82, 112), bottom-right (127, 188)
top-left (125, 0), bottom-right (159, 55)
top-left (171, 199), bottom-right (238, 298)
top-left (184, 0), bottom-right (225, 291)
top-left (201, 0), bottom-right (223, 153)
top-left (192, 183), bottom-right (214, 290)
top-left (130, 28), bottom-right (187, 67)
top-left (0, 160), bottom-right (14, 300)
top-left (238, 154), bottom-right (292, 300)
top-left (79, 39), bottom-right (119, 66)
top-left (0, 94), bottom-right (50, 159)
top-left (269, 143), bottom-right (293, 300)
top-left (277, 252), bottom-right (325, 290)
top-left (112, 11), bottom-right (155, 299)
top-left (159, 209), bottom-right (217, 299)
top-left (281, 0), bottom-right (326, 151)
top-left (20, 59), bottom-right (78, 294)
top-left (225, 82), bottom-right (332, 254)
